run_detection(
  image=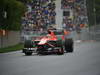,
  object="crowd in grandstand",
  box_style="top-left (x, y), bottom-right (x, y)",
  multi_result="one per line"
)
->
top-left (22, 0), bottom-right (56, 31)
top-left (21, 0), bottom-right (88, 32)
top-left (61, 0), bottom-right (75, 31)
top-left (61, 0), bottom-right (75, 9)
top-left (75, 0), bottom-right (88, 25)
top-left (61, 0), bottom-right (88, 31)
